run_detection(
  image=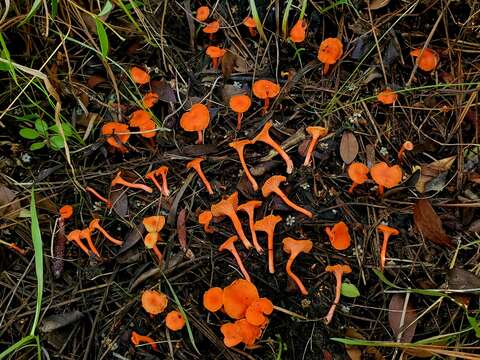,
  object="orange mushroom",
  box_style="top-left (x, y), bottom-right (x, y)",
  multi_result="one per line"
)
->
top-left (101, 122), bottom-right (130, 152)
top-left (187, 157), bottom-right (214, 195)
top-left (142, 92), bottom-right (160, 109)
top-left (198, 210), bottom-right (214, 233)
top-left (317, 37), bottom-right (343, 75)
top-left (80, 228), bottom-right (100, 258)
top-left (144, 232), bottom-right (163, 263)
top-left (146, 166), bottom-right (170, 196)
top-left (143, 215), bottom-right (166, 233)
top-left (222, 279), bottom-right (259, 319)
top-left (243, 16), bottom-right (257, 36)
top-left (180, 103), bottom-right (210, 144)
top-left (325, 264), bottom-right (352, 324)
top-left (165, 310), bottom-right (185, 331)
top-left (253, 215), bottom-right (282, 274)
top-left (325, 221), bottom-right (351, 250)
top-left (141, 290), bottom-right (168, 315)
top-left (203, 287), bottom-right (223, 312)
top-left (206, 46), bottom-right (226, 70)
top-left (290, 19), bottom-right (307, 43)
top-left (229, 140), bottom-right (258, 191)
top-left (303, 126), bottom-right (328, 166)
top-left (112, 171), bottom-right (153, 193)
top-left (398, 141), bottom-right (414, 162)
top-left (410, 48), bottom-right (439, 72)
top-left (59, 205), bottom-right (73, 221)
top-left (347, 162), bottom-right (369, 193)
top-left (370, 162), bottom-right (402, 196)
top-left (235, 319), bottom-right (262, 346)
top-left (66, 229), bottom-right (91, 256)
top-left (253, 121), bottom-right (293, 174)
top-left (245, 298), bottom-right (273, 327)
top-left (229, 94), bottom-right (252, 130)
top-left (89, 218), bottom-right (123, 246)
top-left (238, 200), bottom-right (263, 253)
top-left (219, 236), bottom-right (251, 282)
top-left (377, 89), bottom-right (398, 105)
top-left (282, 237), bottom-right (313, 295)
top-left (0, 240), bottom-right (27, 256)
top-left (86, 186), bottom-right (112, 208)
top-left (196, 6), bottom-right (210, 21)
top-left (131, 331), bottom-right (159, 352)
top-left (377, 225), bottom-right (400, 271)
top-left (130, 66), bottom-right (150, 85)
top-left (129, 110), bottom-right (156, 139)
top-left (262, 175), bottom-right (312, 217)
top-left (211, 192), bottom-right (252, 249)
top-left (203, 20), bottom-right (220, 39)
top-left (221, 322), bottom-right (243, 347)
top-left (252, 80), bottom-right (280, 113)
